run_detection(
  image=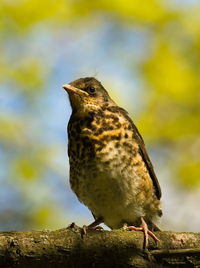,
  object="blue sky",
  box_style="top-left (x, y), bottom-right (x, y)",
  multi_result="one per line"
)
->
top-left (1, 11), bottom-right (200, 232)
